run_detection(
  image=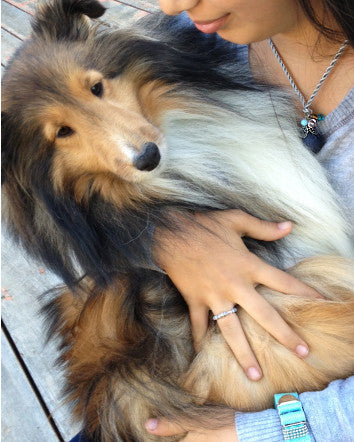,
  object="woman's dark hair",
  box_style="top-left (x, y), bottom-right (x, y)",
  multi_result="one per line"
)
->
top-left (298, 0), bottom-right (354, 46)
